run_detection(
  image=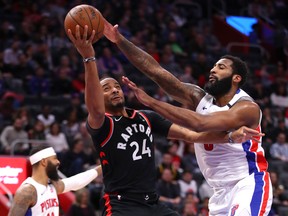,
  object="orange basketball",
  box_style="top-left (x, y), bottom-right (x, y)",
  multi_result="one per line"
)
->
top-left (64, 4), bottom-right (104, 43)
